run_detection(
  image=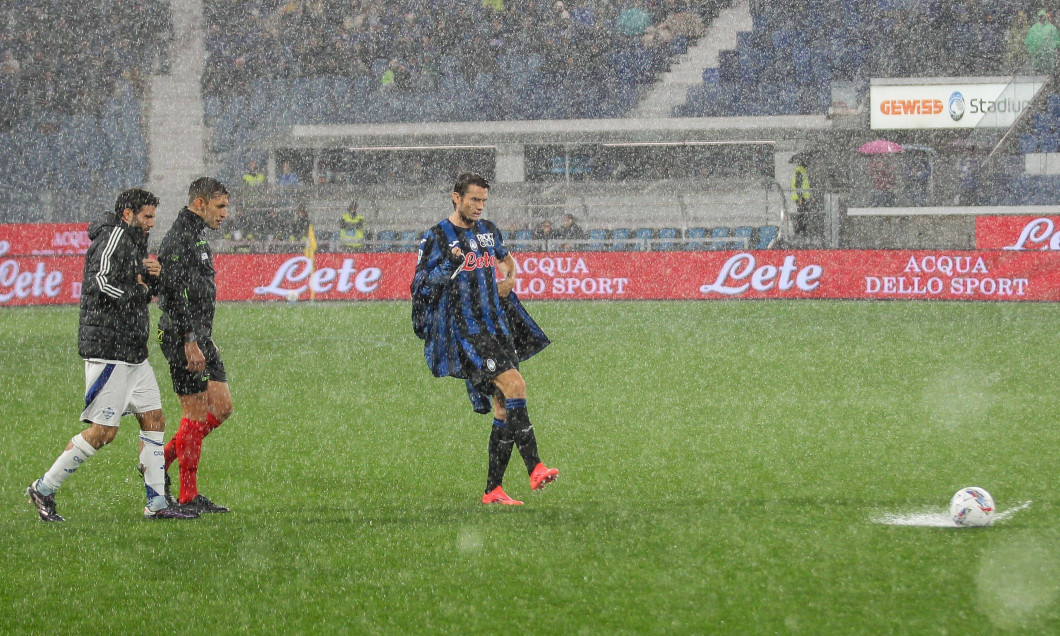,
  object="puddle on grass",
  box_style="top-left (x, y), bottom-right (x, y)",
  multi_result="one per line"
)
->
top-left (873, 501), bottom-right (1032, 527)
